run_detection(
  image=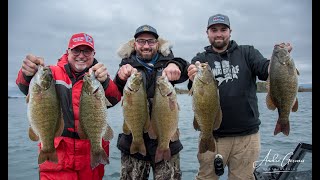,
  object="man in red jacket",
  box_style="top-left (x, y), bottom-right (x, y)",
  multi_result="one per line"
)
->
top-left (16, 32), bottom-right (121, 180)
